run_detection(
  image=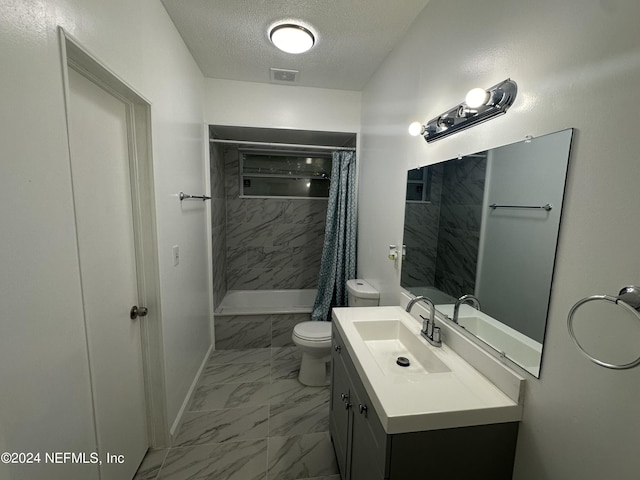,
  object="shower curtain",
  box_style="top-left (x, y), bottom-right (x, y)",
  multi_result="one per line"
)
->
top-left (311, 150), bottom-right (357, 321)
